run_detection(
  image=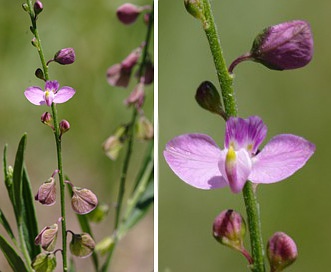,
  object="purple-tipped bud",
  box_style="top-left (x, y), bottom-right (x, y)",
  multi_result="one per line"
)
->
top-left (143, 13), bottom-right (150, 25)
top-left (35, 177), bottom-right (56, 206)
top-left (35, 223), bottom-right (58, 252)
top-left (121, 47), bottom-right (141, 71)
top-left (267, 232), bottom-right (298, 272)
top-left (59, 120), bottom-right (70, 137)
top-left (229, 20), bottom-right (313, 72)
top-left (70, 185), bottom-right (98, 215)
top-left (34, 1), bottom-right (43, 16)
top-left (31, 252), bottom-right (57, 272)
top-left (213, 210), bottom-right (252, 263)
top-left (195, 81), bottom-right (225, 117)
top-left (117, 3), bottom-right (142, 25)
top-left (251, 20), bottom-right (313, 70)
top-left (184, 0), bottom-right (206, 24)
top-left (107, 63), bottom-right (131, 88)
top-left (69, 232), bottom-right (95, 258)
top-left (135, 115), bottom-right (154, 140)
top-left (41, 112), bottom-right (53, 126)
top-left (142, 60), bottom-right (154, 85)
top-left (53, 48), bottom-right (76, 65)
top-left (125, 82), bottom-right (145, 108)
top-left (103, 125), bottom-right (128, 160)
